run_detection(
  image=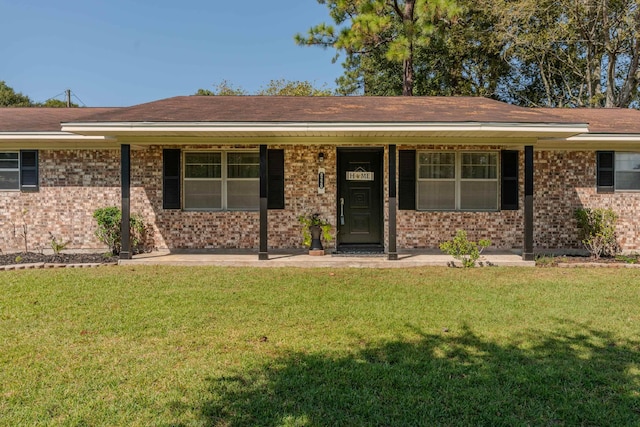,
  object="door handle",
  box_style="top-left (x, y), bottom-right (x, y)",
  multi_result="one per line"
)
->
top-left (340, 197), bottom-right (345, 226)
